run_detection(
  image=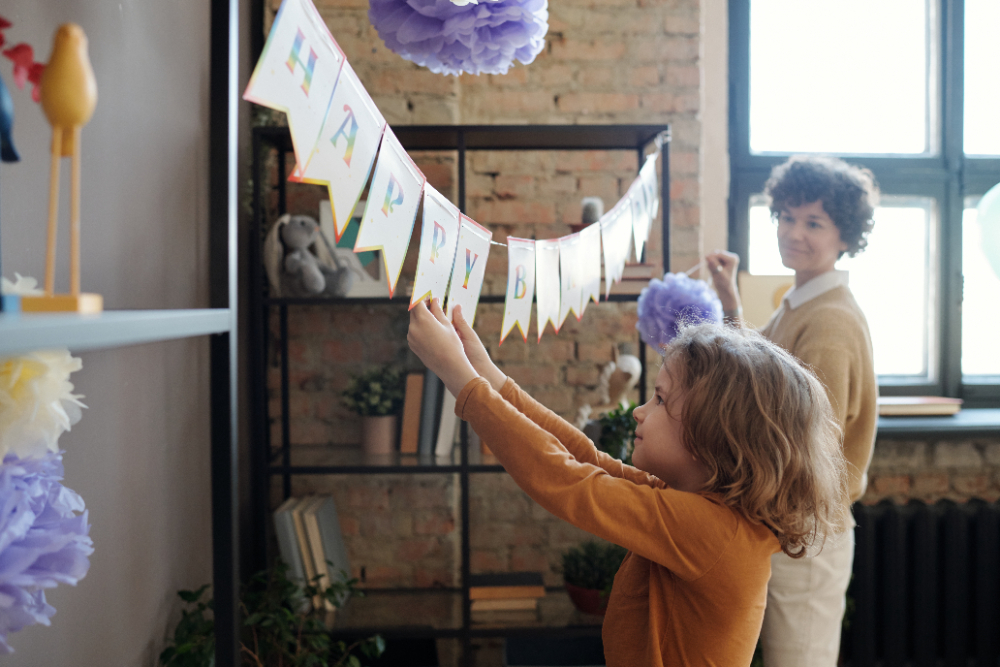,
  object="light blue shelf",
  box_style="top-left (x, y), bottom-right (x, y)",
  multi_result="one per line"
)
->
top-left (0, 309), bottom-right (232, 355)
